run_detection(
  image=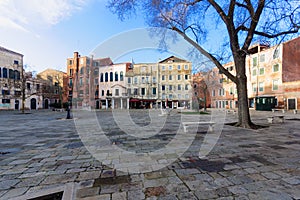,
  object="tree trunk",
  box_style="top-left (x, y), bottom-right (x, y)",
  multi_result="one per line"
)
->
top-left (235, 55), bottom-right (253, 128)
